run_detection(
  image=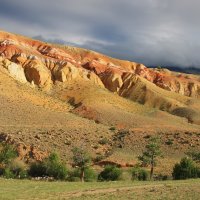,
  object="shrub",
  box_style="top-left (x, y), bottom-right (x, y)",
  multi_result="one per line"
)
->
top-left (67, 169), bottom-right (81, 182)
top-left (98, 165), bottom-right (122, 181)
top-left (0, 167), bottom-right (4, 176)
top-left (0, 143), bottom-right (17, 165)
top-left (46, 162), bottom-right (67, 180)
top-left (19, 170), bottom-right (28, 179)
top-left (136, 169), bottom-right (149, 181)
top-left (172, 157), bottom-right (200, 180)
top-left (28, 153), bottom-right (68, 180)
top-left (98, 138), bottom-right (109, 145)
top-left (0, 144), bottom-right (27, 179)
top-left (132, 167), bottom-right (149, 181)
top-left (9, 159), bottom-right (27, 177)
top-left (3, 168), bottom-right (15, 179)
top-left (84, 168), bottom-right (97, 182)
top-left (197, 168), bottom-right (200, 177)
top-left (165, 139), bottom-right (173, 145)
top-left (28, 162), bottom-right (47, 177)
top-left (67, 168), bottom-right (97, 182)
top-left (45, 153), bottom-right (67, 180)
